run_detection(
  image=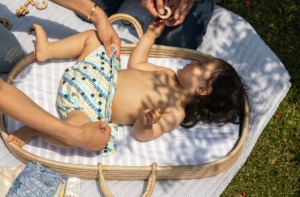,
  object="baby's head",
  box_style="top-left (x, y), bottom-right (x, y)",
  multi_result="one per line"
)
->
top-left (179, 58), bottom-right (249, 128)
